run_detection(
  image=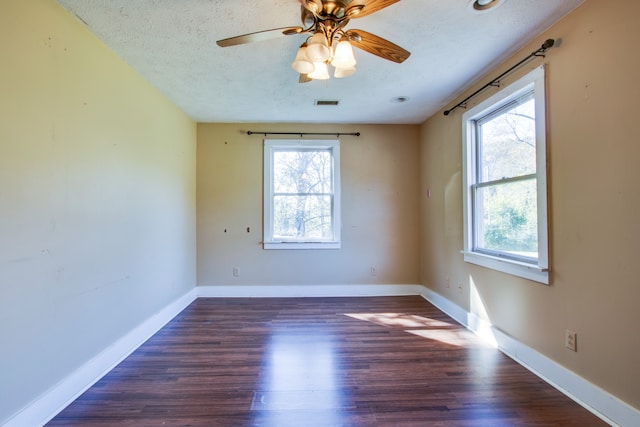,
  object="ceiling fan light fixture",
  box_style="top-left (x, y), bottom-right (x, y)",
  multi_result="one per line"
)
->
top-left (334, 65), bottom-right (356, 79)
top-left (217, 0), bottom-right (411, 84)
top-left (308, 62), bottom-right (330, 80)
top-left (331, 40), bottom-right (356, 68)
top-left (292, 45), bottom-right (315, 74)
top-left (306, 32), bottom-right (331, 63)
